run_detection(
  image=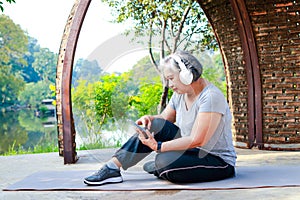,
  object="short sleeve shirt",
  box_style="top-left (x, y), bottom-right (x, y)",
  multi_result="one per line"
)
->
top-left (169, 84), bottom-right (237, 166)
